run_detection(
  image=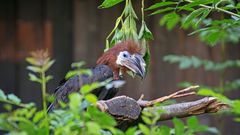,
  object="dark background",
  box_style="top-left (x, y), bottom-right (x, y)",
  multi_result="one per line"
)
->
top-left (0, 0), bottom-right (239, 134)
